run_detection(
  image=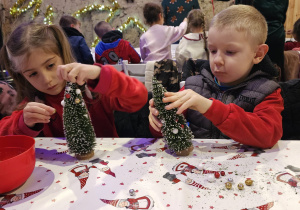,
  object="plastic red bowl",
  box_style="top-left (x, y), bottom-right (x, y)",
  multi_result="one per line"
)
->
top-left (0, 135), bottom-right (35, 194)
